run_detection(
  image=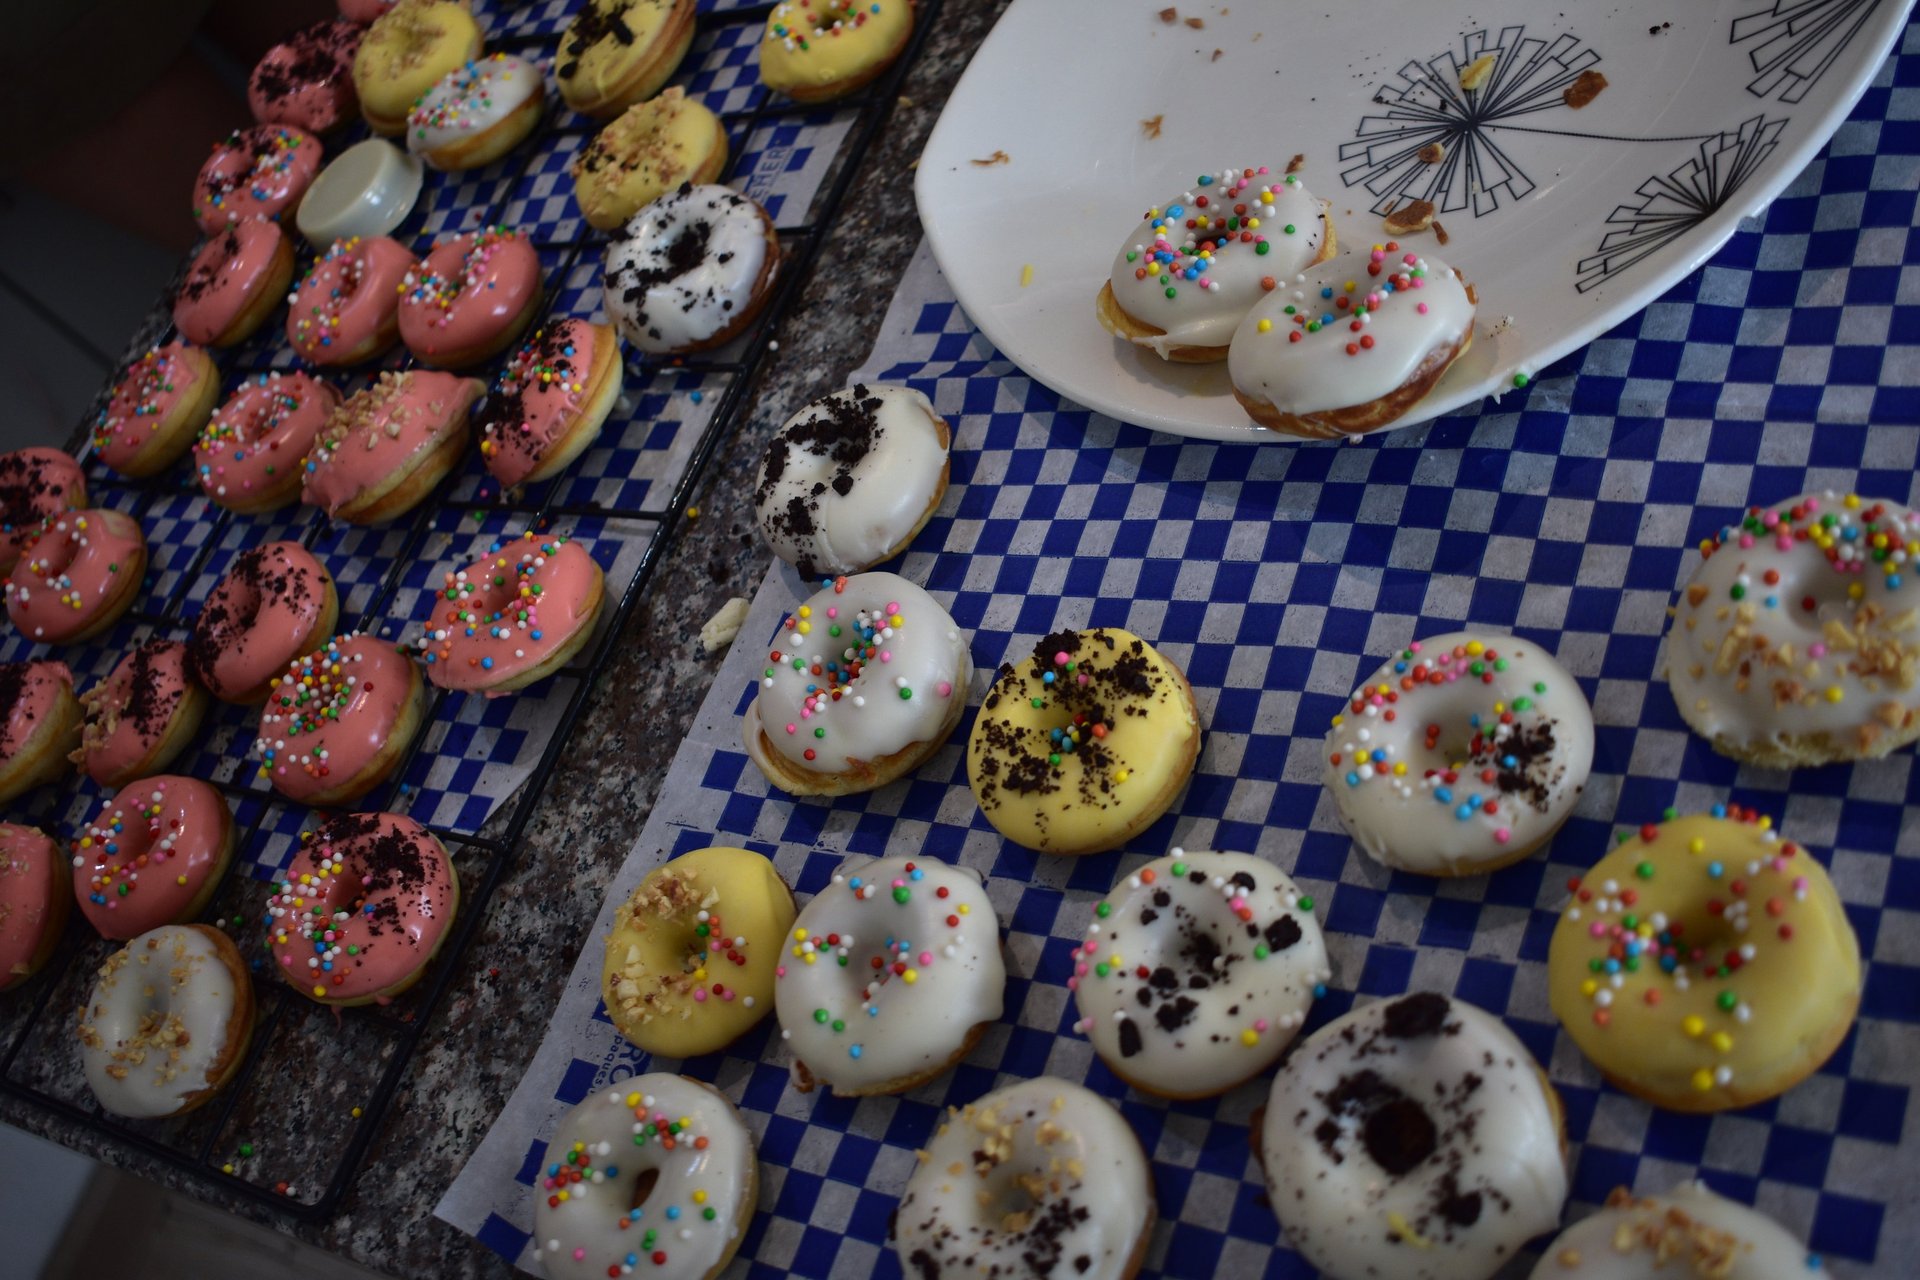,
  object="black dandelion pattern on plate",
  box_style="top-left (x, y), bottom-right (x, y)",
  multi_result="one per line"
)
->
top-left (1731, 0), bottom-right (1889, 103)
top-left (1574, 114), bottom-right (1788, 294)
top-left (1339, 26), bottom-right (1603, 219)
